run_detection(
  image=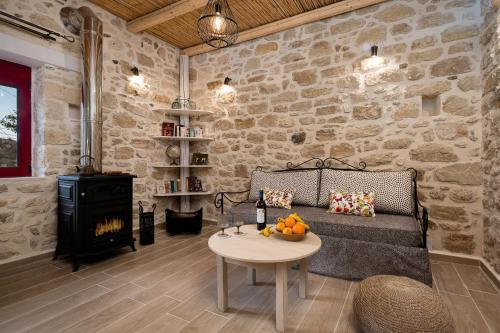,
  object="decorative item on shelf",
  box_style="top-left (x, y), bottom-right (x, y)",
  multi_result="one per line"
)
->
top-left (156, 181), bottom-right (167, 194)
top-left (171, 96), bottom-right (197, 110)
top-left (184, 98), bottom-right (197, 110)
top-left (138, 201), bottom-right (156, 245)
top-left (166, 145), bottom-right (181, 165)
top-left (171, 96), bottom-right (182, 109)
top-left (194, 127), bottom-right (203, 137)
top-left (162, 122), bottom-right (174, 136)
top-left (192, 153), bottom-right (209, 165)
top-left (187, 176), bottom-right (204, 192)
top-left (197, 0), bottom-right (239, 49)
